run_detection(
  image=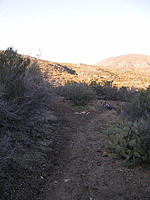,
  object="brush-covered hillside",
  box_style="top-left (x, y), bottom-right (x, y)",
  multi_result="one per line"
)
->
top-left (95, 54), bottom-right (150, 88)
top-left (1, 48), bottom-right (150, 200)
top-left (32, 54), bottom-right (150, 89)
